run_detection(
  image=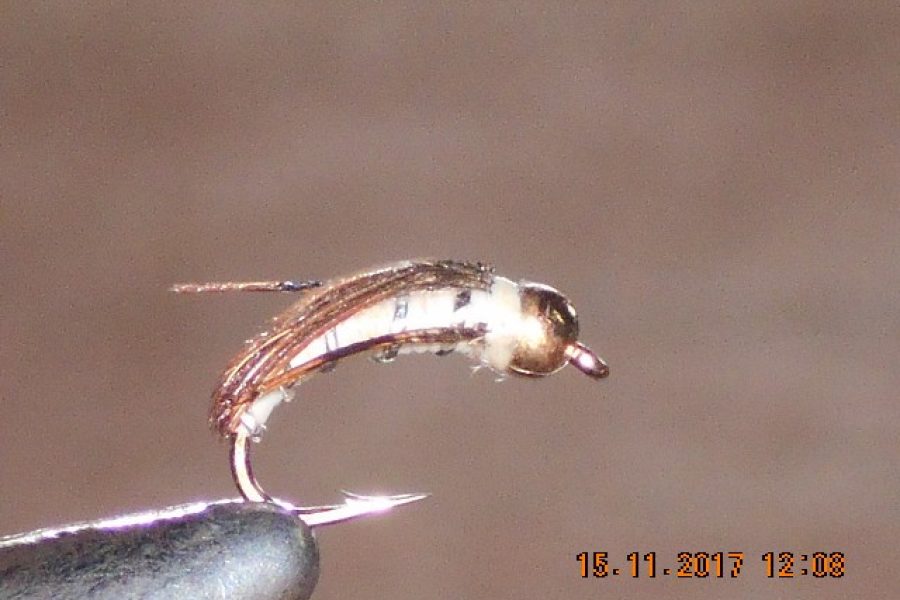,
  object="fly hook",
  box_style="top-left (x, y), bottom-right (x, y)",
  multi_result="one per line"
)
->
top-left (176, 260), bottom-right (609, 512)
